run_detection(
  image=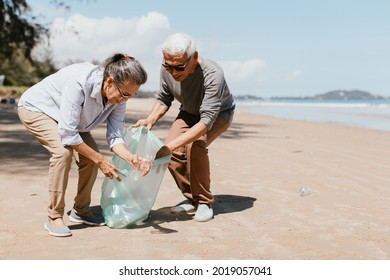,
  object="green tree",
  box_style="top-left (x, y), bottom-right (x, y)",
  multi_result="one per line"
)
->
top-left (0, 0), bottom-right (46, 61)
top-left (0, 1), bottom-right (93, 87)
top-left (0, 0), bottom-right (59, 86)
